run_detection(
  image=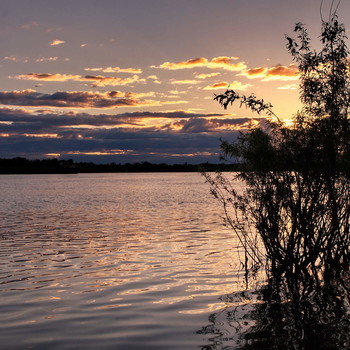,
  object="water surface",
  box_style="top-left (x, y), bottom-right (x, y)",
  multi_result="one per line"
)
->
top-left (0, 173), bottom-right (247, 349)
